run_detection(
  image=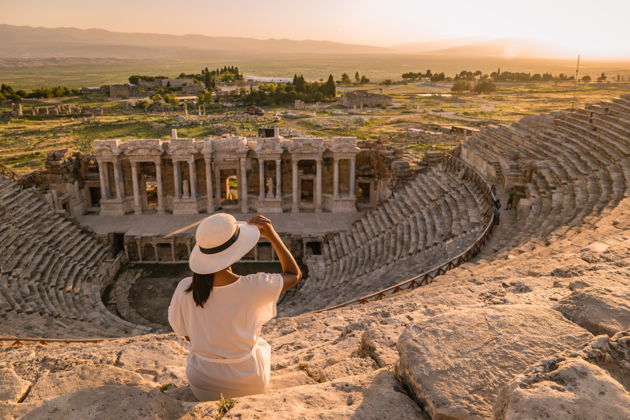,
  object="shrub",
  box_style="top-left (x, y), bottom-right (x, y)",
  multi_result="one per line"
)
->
top-left (472, 78), bottom-right (496, 94)
top-left (451, 80), bottom-right (472, 92)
